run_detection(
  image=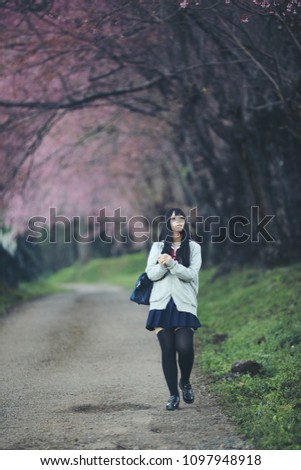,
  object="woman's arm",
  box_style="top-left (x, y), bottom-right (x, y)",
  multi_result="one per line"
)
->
top-left (145, 243), bottom-right (169, 281)
top-left (165, 242), bottom-right (202, 282)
